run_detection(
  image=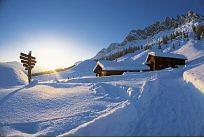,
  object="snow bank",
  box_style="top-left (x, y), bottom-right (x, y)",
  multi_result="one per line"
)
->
top-left (183, 64), bottom-right (204, 93)
top-left (61, 101), bottom-right (136, 136)
top-left (0, 63), bottom-right (27, 87)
